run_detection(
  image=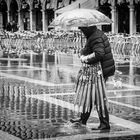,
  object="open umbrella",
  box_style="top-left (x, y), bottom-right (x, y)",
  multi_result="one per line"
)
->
top-left (50, 8), bottom-right (112, 29)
